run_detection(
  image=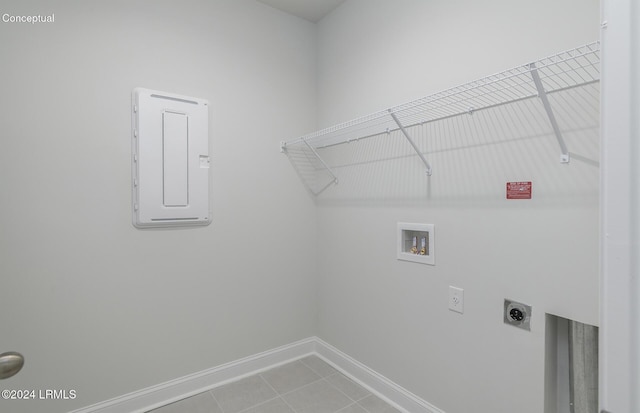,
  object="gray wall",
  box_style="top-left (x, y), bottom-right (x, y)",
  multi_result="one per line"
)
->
top-left (0, 1), bottom-right (603, 412)
top-left (315, 1), bottom-right (600, 412)
top-left (0, 1), bottom-right (317, 412)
